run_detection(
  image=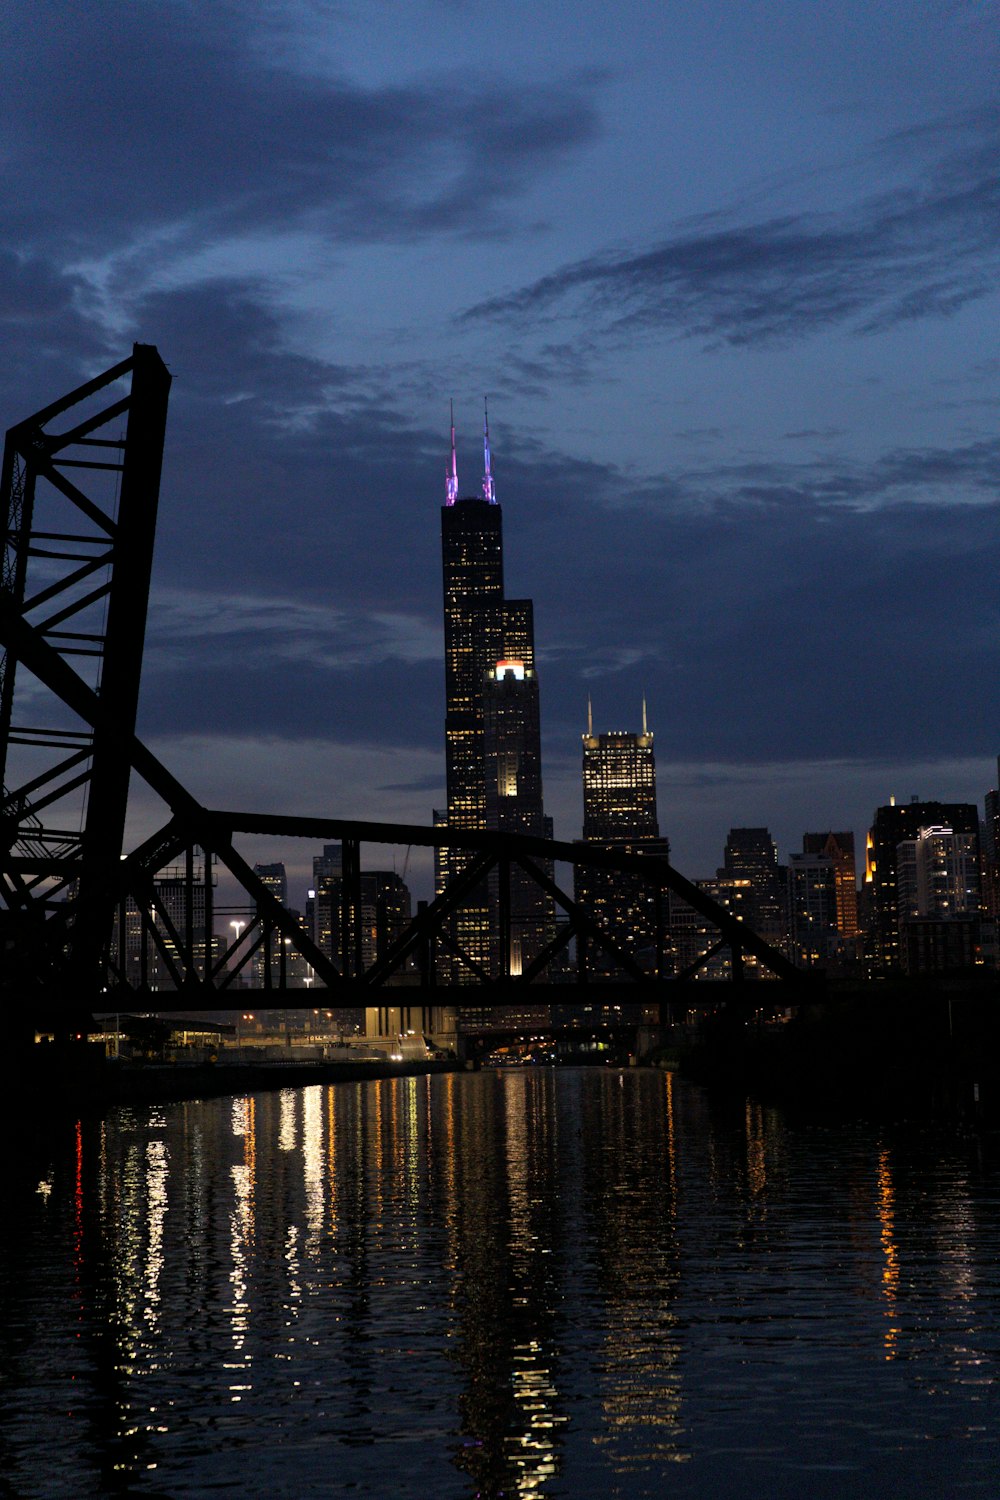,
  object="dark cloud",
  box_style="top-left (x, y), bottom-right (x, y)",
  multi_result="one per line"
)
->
top-left (0, 254), bottom-right (116, 417)
top-left (0, 3), bottom-right (601, 258)
top-left (464, 108), bottom-right (1000, 346)
top-left (3, 226), bottom-right (994, 853)
top-left (377, 774), bottom-right (445, 794)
